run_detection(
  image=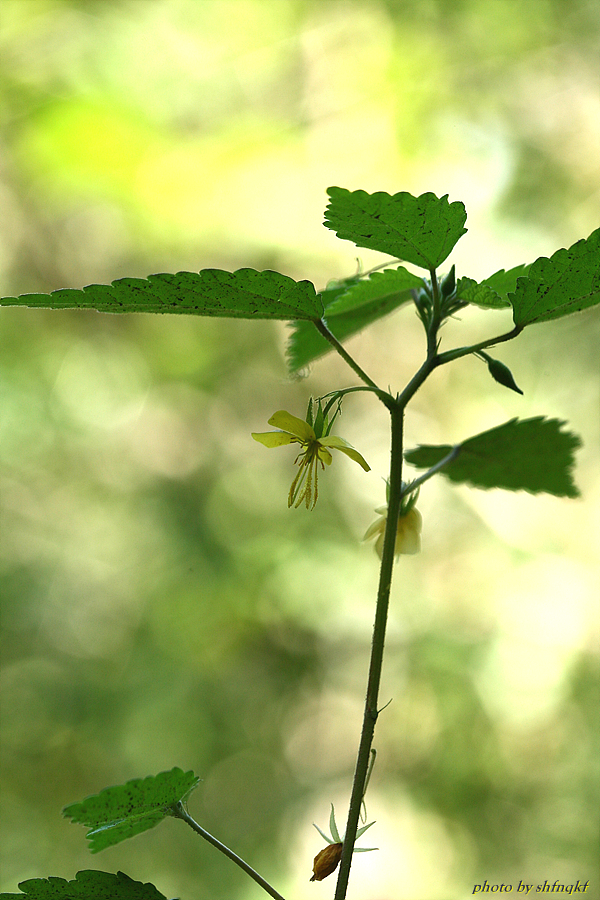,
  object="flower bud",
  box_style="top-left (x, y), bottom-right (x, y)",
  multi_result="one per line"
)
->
top-left (485, 355), bottom-right (523, 395)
